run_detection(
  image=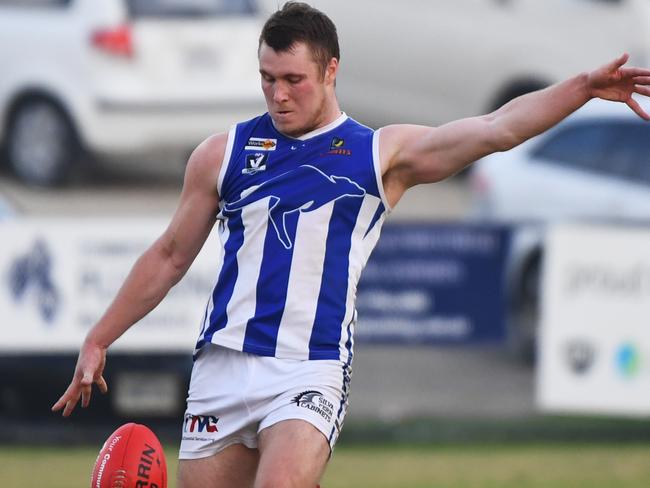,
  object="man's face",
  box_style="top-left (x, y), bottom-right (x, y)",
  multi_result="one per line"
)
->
top-left (258, 41), bottom-right (336, 137)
